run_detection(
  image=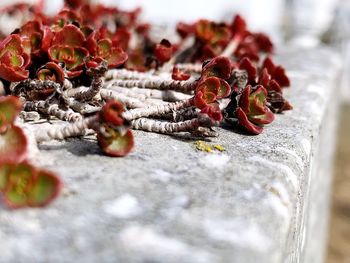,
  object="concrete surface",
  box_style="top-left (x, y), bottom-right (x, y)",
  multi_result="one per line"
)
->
top-left (0, 46), bottom-right (342, 263)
